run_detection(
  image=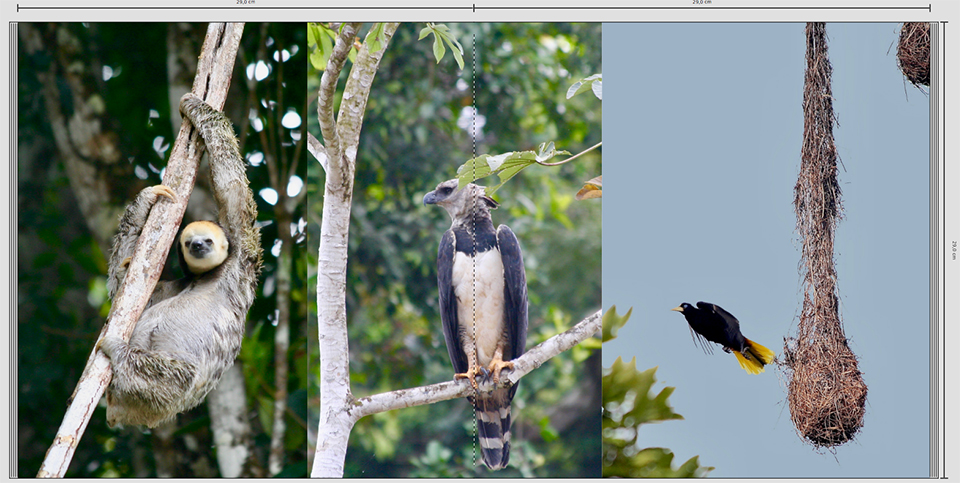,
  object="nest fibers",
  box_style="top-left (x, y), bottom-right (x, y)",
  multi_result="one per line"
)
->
top-left (784, 23), bottom-right (867, 449)
top-left (897, 23), bottom-right (930, 87)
